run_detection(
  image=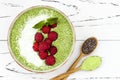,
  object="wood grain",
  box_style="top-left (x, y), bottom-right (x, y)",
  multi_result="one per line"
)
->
top-left (0, 0), bottom-right (120, 80)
